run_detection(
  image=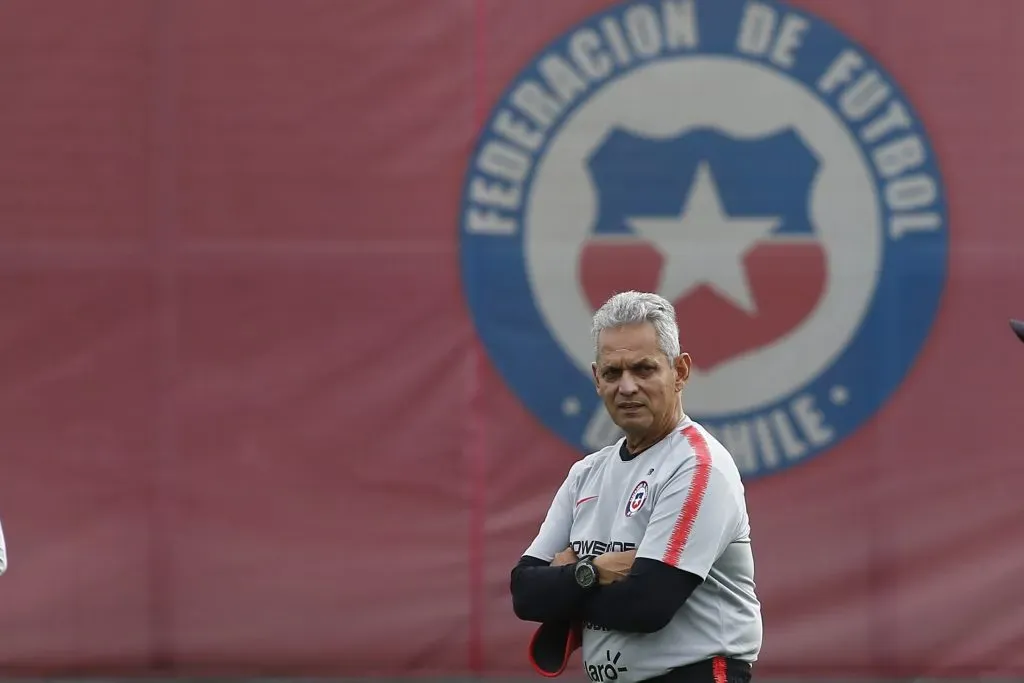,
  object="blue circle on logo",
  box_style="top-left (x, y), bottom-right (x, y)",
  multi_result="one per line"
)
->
top-left (458, 0), bottom-right (948, 479)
